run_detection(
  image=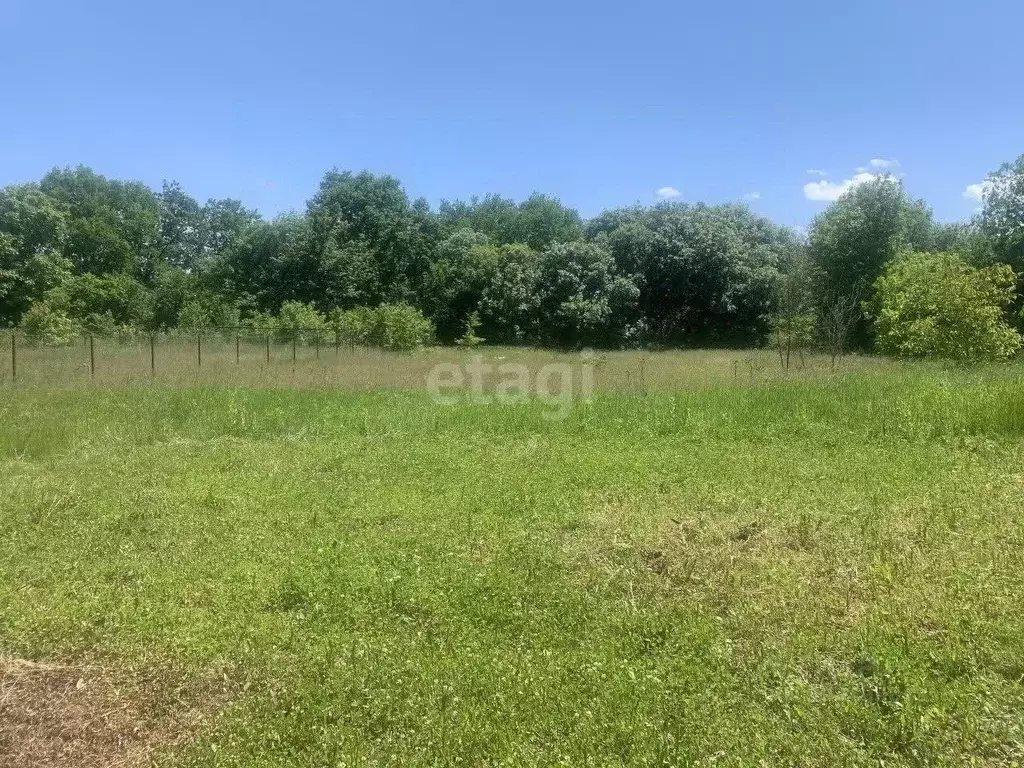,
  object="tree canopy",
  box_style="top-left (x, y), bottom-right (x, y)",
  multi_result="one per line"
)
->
top-left (2, 158), bottom-right (1022, 361)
